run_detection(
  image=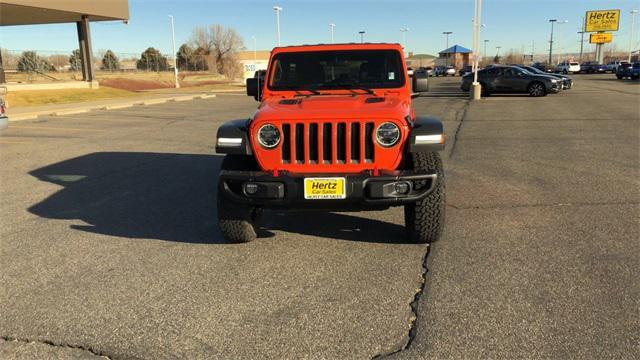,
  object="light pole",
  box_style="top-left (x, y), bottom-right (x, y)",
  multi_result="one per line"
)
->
top-left (555, 20), bottom-right (568, 64)
top-left (471, 0), bottom-right (483, 101)
top-left (400, 27), bottom-right (410, 54)
top-left (629, 10), bottom-right (638, 62)
top-left (359, 30), bottom-right (365, 43)
top-left (548, 19), bottom-right (557, 65)
top-left (495, 46), bottom-right (501, 62)
top-left (329, 23), bottom-right (335, 43)
top-left (168, 15), bottom-right (179, 88)
top-left (442, 31), bottom-right (452, 66)
top-left (273, 6), bottom-right (282, 46)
